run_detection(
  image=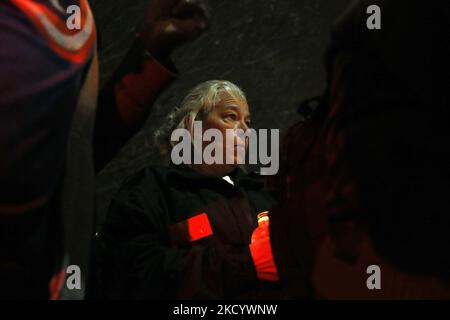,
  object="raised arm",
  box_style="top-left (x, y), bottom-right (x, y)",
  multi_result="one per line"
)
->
top-left (93, 0), bottom-right (210, 172)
